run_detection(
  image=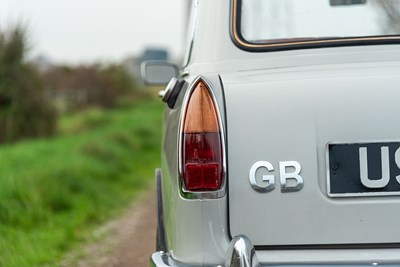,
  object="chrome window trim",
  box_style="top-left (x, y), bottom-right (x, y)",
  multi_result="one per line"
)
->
top-left (177, 76), bottom-right (227, 200)
top-left (230, 0), bottom-right (400, 52)
top-left (182, 0), bottom-right (199, 68)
